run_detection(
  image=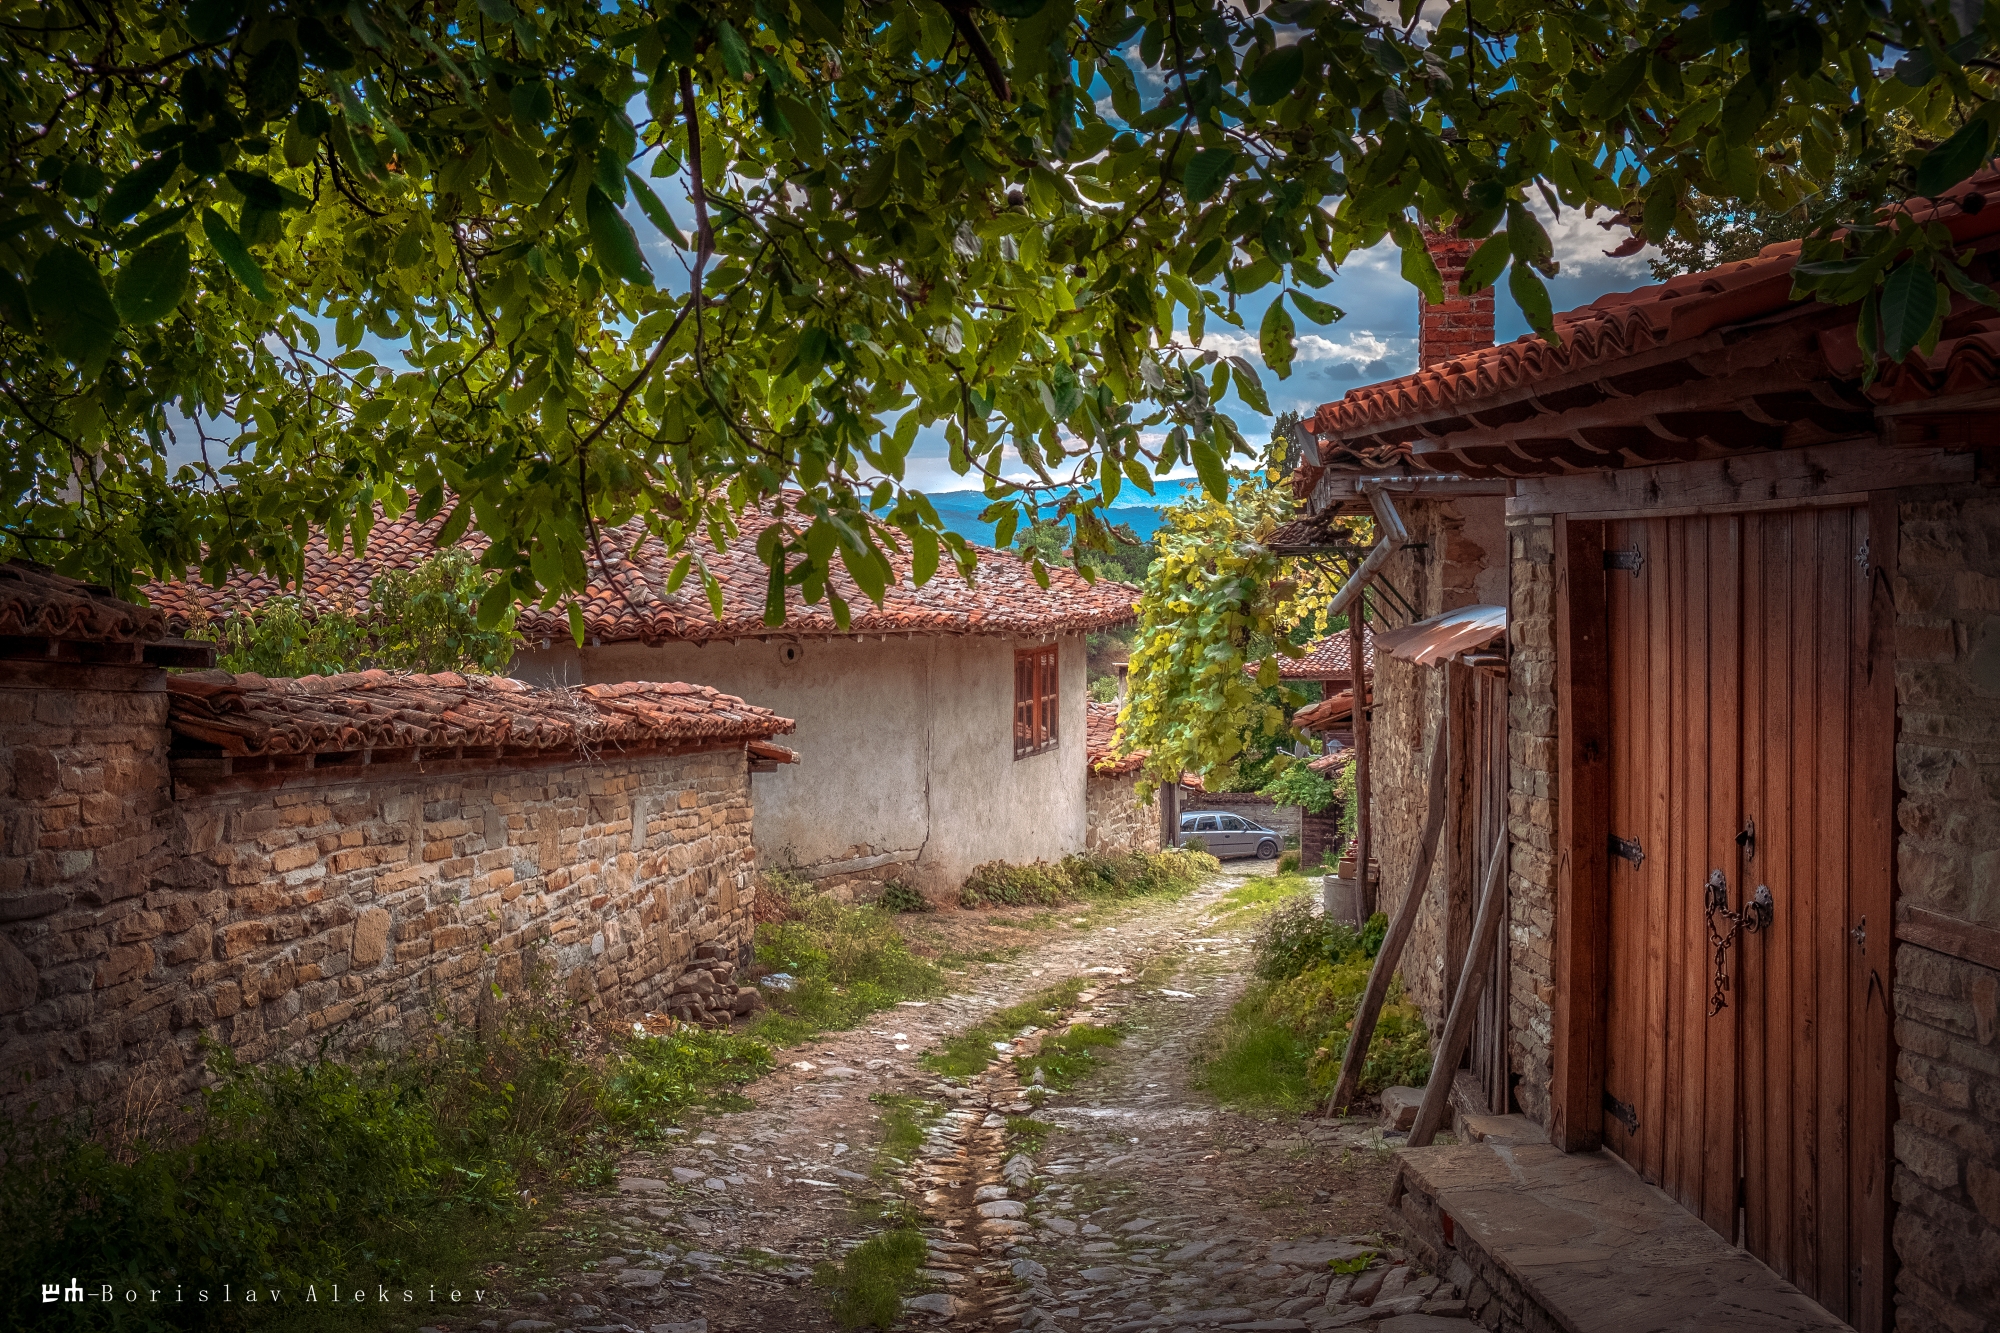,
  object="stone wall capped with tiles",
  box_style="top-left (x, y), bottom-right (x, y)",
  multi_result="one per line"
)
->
top-left (0, 663), bottom-right (761, 1119)
top-left (1084, 772), bottom-right (1160, 857)
top-left (1889, 489), bottom-right (2000, 1332)
top-left (1503, 516), bottom-right (1558, 1129)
